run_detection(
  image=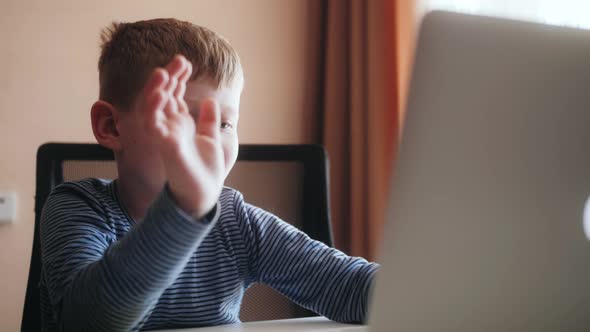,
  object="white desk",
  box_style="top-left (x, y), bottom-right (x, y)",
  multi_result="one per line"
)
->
top-left (159, 317), bottom-right (369, 331)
